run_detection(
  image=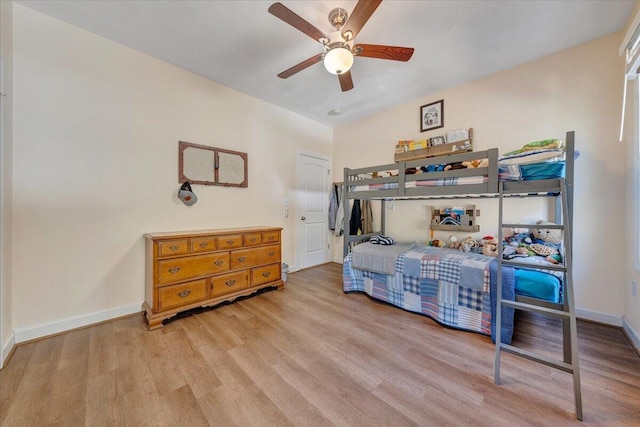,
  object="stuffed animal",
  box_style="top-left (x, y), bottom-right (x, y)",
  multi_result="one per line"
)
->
top-left (479, 235), bottom-right (499, 257)
top-left (482, 244), bottom-right (498, 257)
top-left (531, 220), bottom-right (562, 244)
top-left (506, 232), bottom-right (532, 247)
top-left (429, 239), bottom-right (446, 247)
top-left (529, 243), bottom-right (559, 257)
top-left (459, 236), bottom-right (478, 252)
top-left (462, 159), bottom-right (482, 168)
top-left (448, 235), bottom-right (461, 249)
